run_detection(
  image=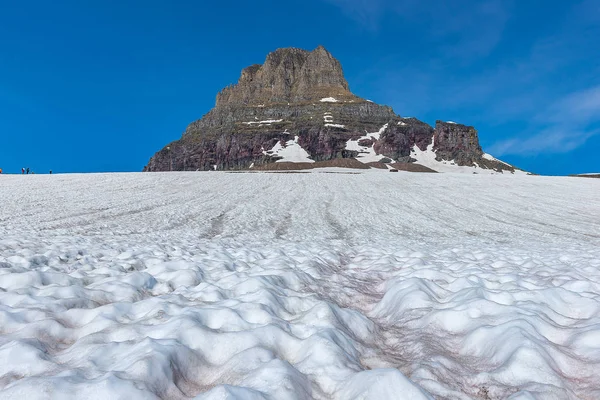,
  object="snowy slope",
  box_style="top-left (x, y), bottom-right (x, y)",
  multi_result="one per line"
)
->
top-left (0, 172), bottom-right (599, 399)
top-left (410, 140), bottom-right (525, 174)
top-left (262, 135), bottom-right (315, 163)
top-left (345, 124), bottom-right (392, 163)
top-left (342, 124), bottom-right (521, 174)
